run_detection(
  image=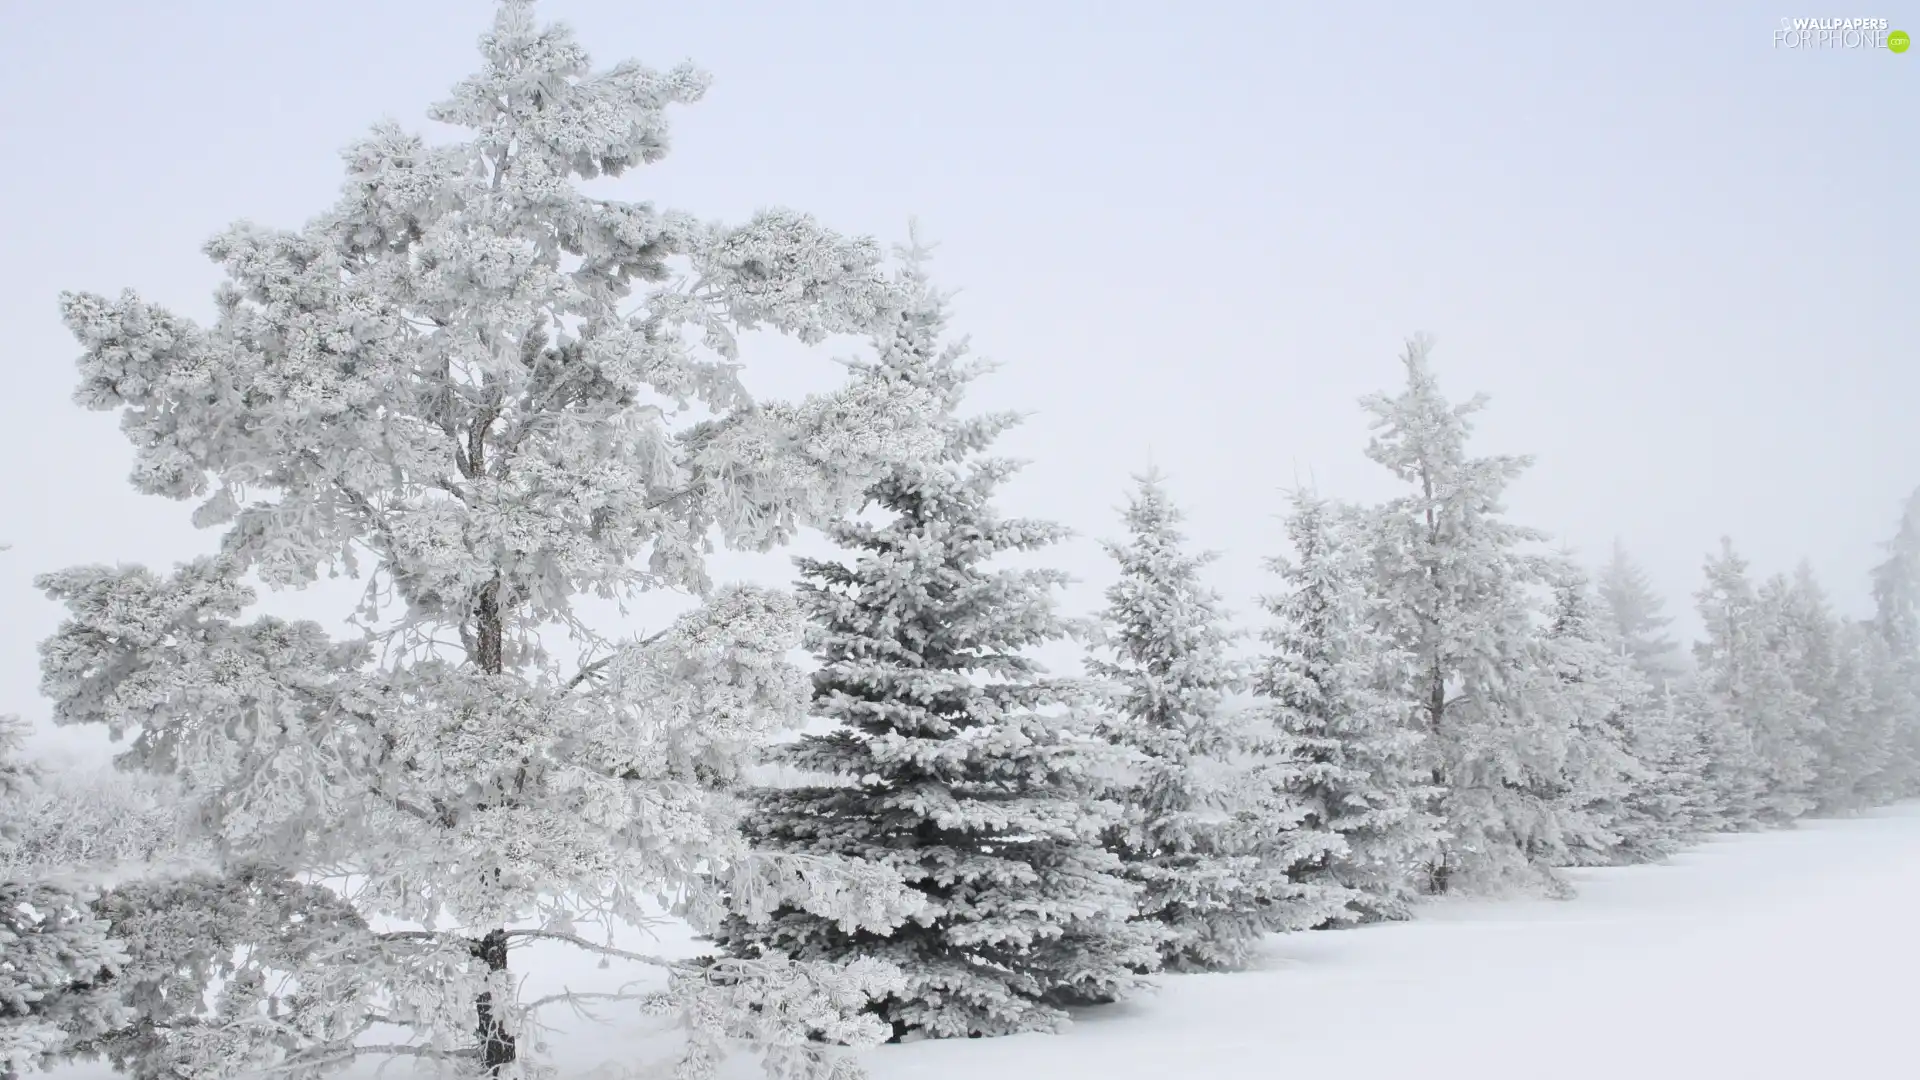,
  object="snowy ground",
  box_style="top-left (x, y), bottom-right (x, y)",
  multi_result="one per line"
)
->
top-left (50, 804), bottom-right (1920, 1079)
top-left (872, 805), bottom-right (1920, 1080)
